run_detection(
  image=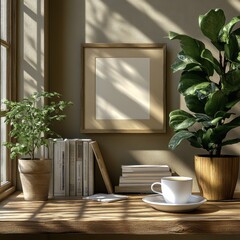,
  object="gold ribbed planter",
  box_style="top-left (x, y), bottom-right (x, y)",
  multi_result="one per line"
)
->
top-left (195, 155), bottom-right (239, 201)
